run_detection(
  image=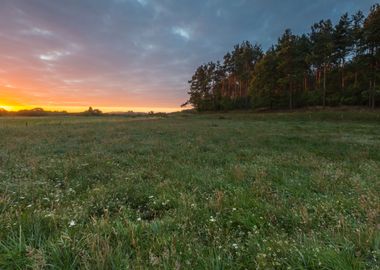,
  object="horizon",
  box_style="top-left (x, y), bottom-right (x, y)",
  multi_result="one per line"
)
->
top-left (0, 104), bottom-right (181, 113)
top-left (0, 0), bottom-right (377, 111)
